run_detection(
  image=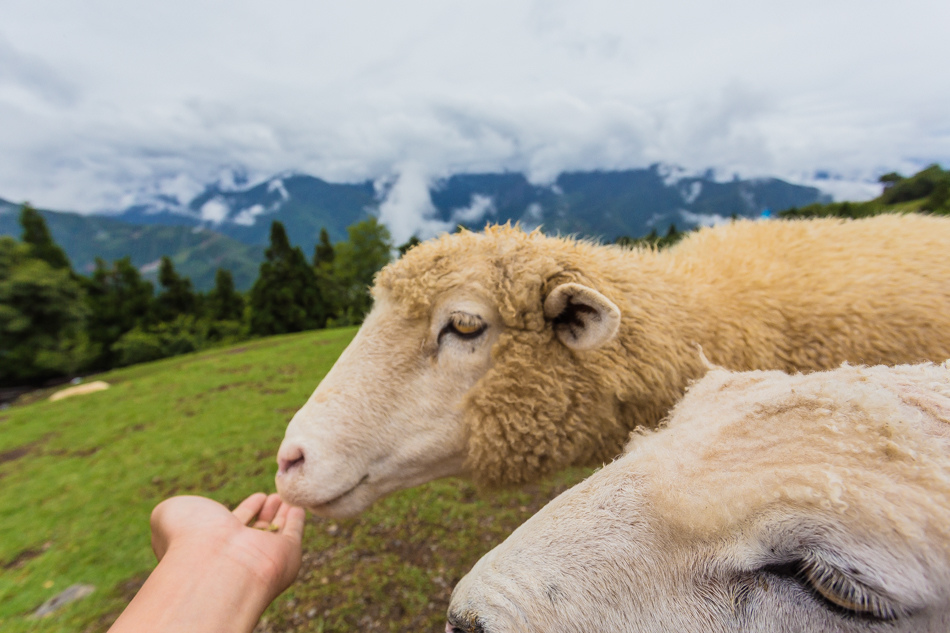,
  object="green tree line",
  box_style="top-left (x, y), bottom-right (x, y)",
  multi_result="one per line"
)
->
top-left (0, 206), bottom-right (396, 387)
